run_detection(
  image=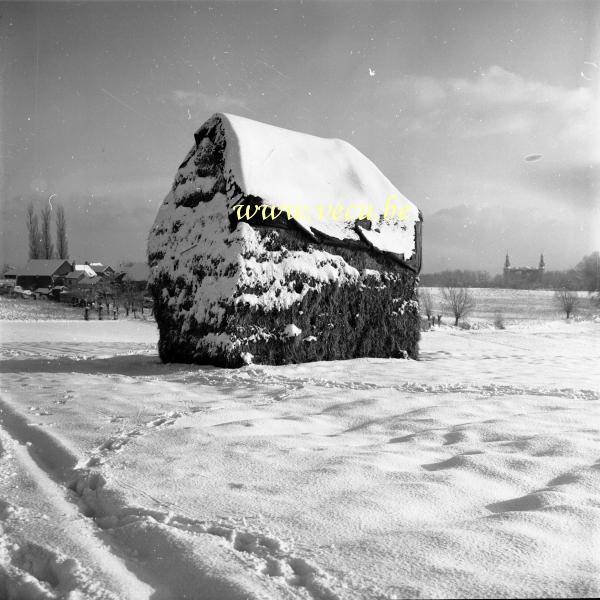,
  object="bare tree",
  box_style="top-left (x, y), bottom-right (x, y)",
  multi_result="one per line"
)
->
top-left (554, 289), bottom-right (579, 319)
top-left (122, 281), bottom-right (144, 318)
top-left (40, 205), bottom-right (54, 259)
top-left (26, 202), bottom-right (42, 259)
top-left (493, 311), bottom-right (505, 329)
top-left (442, 286), bottom-right (476, 326)
top-left (418, 288), bottom-right (434, 320)
top-left (55, 205), bottom-right (69, 259)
